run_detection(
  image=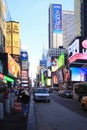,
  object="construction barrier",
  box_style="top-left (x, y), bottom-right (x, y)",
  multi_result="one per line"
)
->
top-left (14, 97), bottom-right (22, 112)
